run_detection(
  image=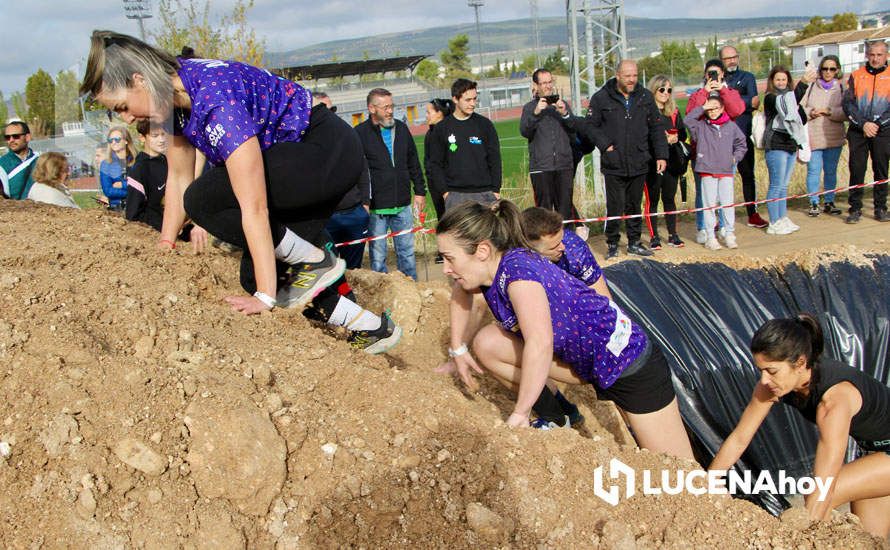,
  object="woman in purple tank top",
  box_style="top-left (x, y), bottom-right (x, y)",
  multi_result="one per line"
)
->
top-left (436, 200), bottom-right (693, 460)
top-left (79, 30), bottom-right (400, 354)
